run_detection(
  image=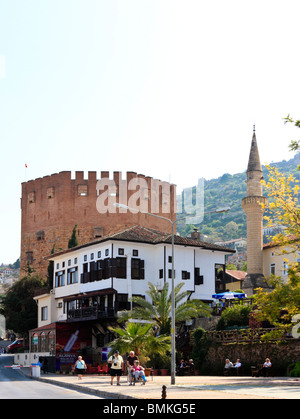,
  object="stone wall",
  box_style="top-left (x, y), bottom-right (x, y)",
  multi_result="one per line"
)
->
top-left (200, 339), bottom-right (300, 375)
